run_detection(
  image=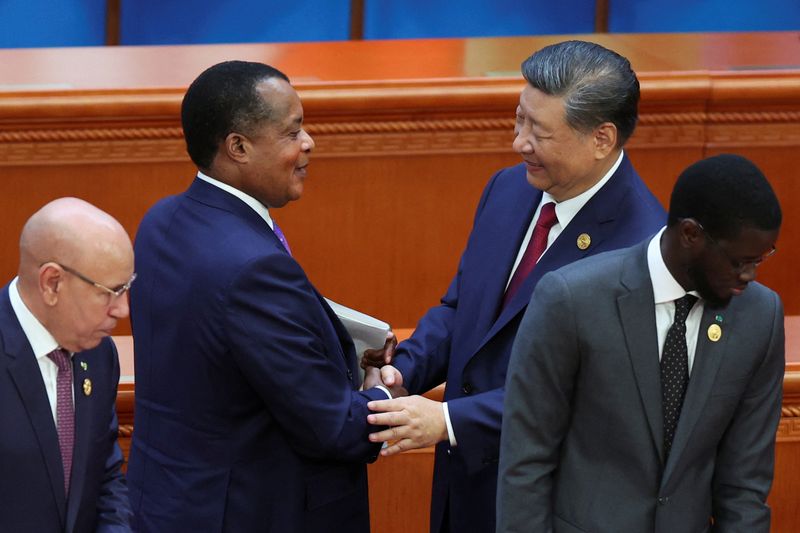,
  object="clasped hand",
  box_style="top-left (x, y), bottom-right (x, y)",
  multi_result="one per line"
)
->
top-left (360, 333), bottom-right (448, 456)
